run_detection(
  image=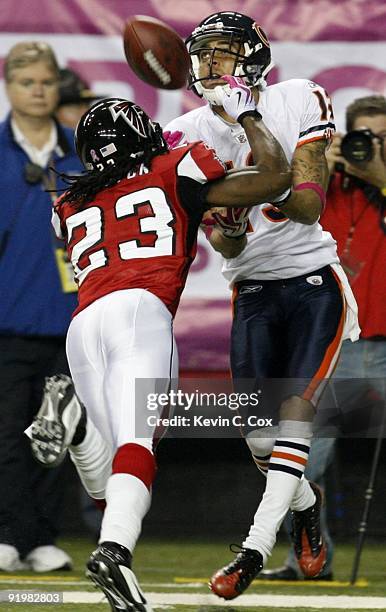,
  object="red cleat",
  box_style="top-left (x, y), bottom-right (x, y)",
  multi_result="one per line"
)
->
top-left (291, 482), bottom-right (327, 577)
top-left (209, 546), bottom-right (263, 600)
